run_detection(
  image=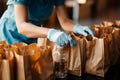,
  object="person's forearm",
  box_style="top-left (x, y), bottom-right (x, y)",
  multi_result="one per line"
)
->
top-left (17, 22), bottom-right (49, 38)
top-left (14, 4), bottom-right (50, 38)
top-left (60, 18), bottom-right (75, 32)
top-left (56, 6), bottom-right (75, 32)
